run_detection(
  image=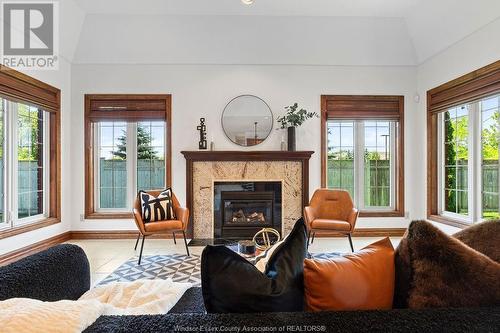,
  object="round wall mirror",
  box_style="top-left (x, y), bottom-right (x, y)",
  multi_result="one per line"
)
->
top-left (221, 95), bottom-right (273, 147)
